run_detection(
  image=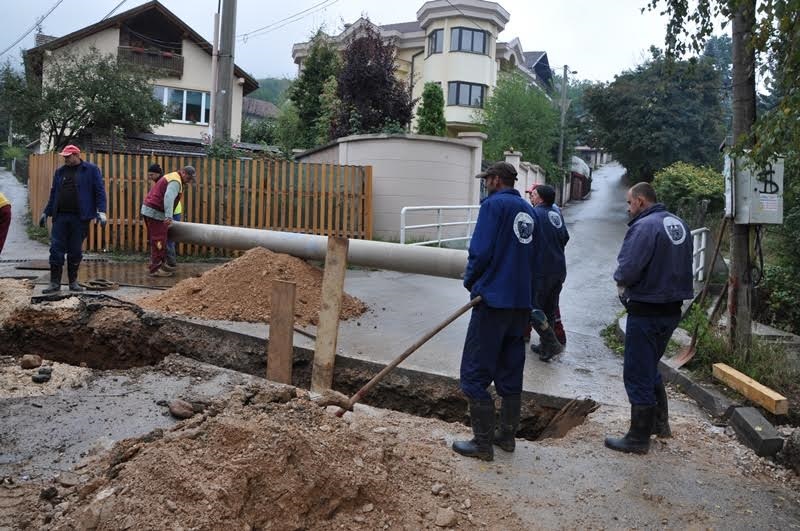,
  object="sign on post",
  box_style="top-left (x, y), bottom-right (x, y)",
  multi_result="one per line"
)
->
top-left (724, 155), bottom-right (784, 225)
